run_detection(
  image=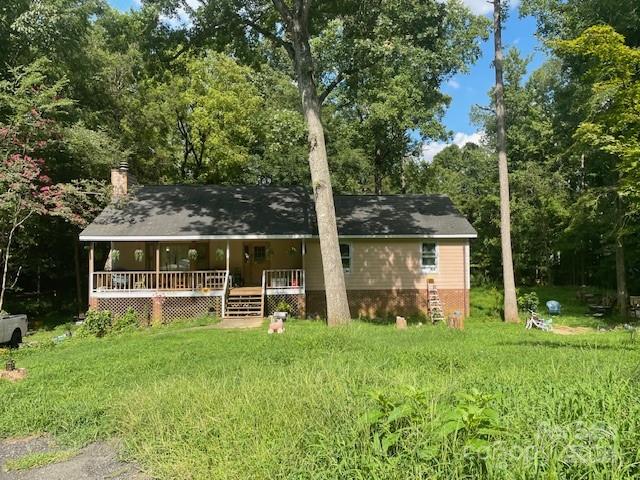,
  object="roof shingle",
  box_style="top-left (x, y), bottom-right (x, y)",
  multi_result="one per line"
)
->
top-left (79, 185), bottom-right (477, 239)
